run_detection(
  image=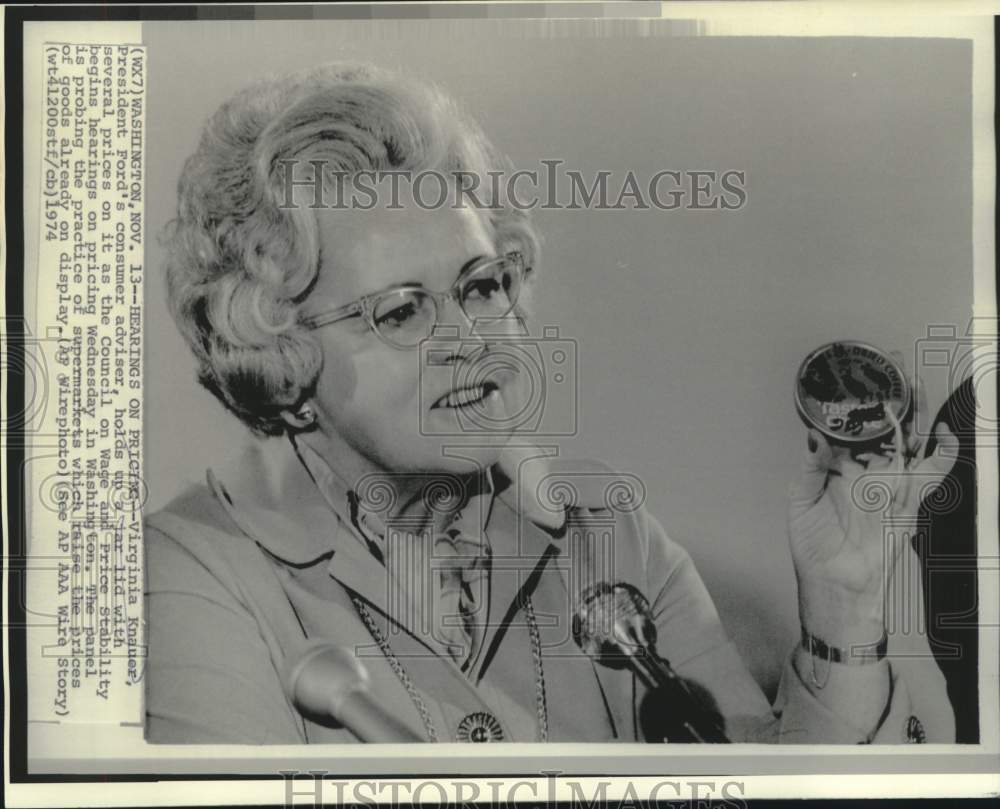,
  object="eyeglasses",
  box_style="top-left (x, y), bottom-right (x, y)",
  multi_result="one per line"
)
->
top-left (300, 251), bottom-right (528, 349)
